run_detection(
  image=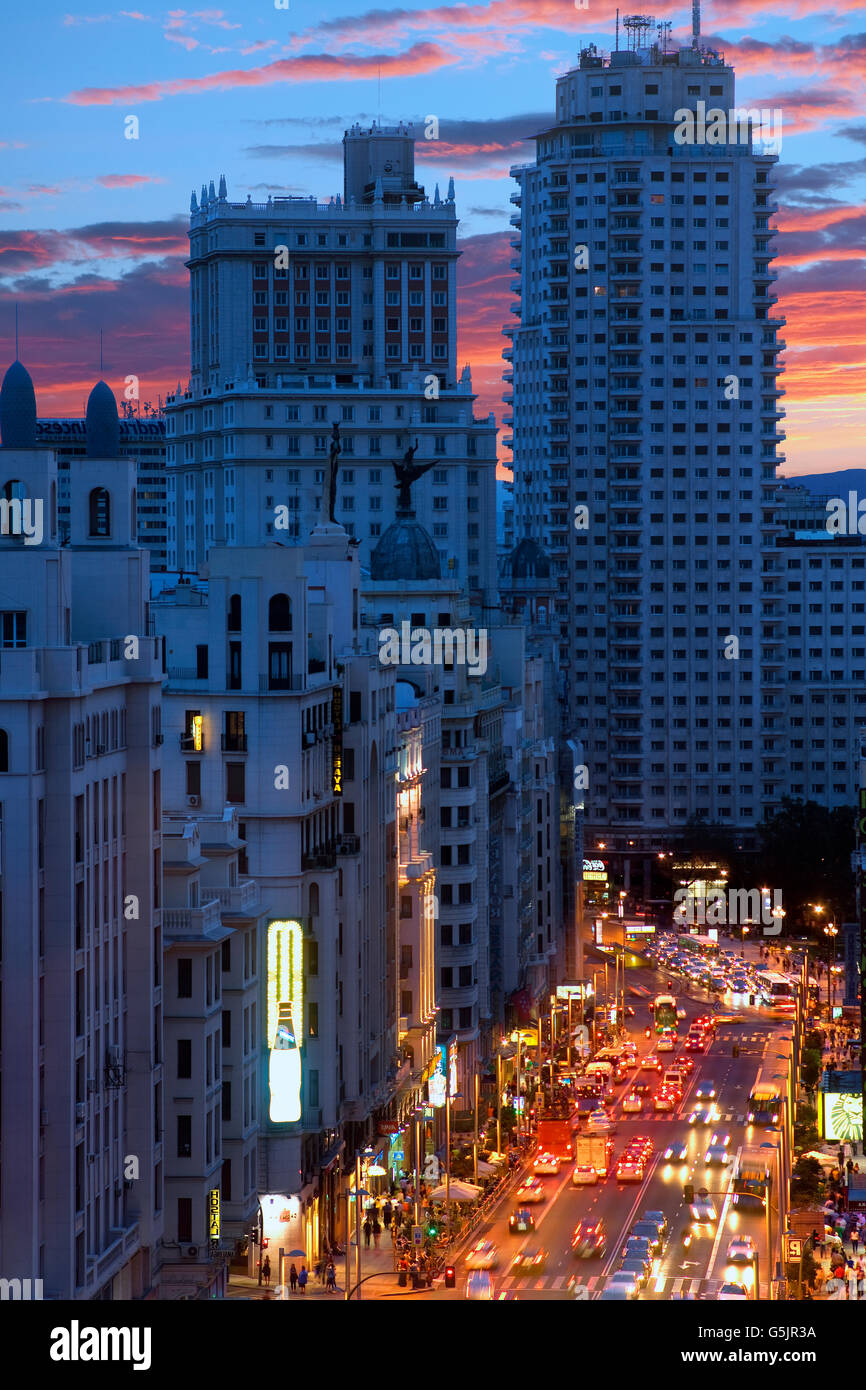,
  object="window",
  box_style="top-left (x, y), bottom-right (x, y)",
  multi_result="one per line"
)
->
top-left (0, 611), bottom-right (26, 648)
top-left (226, 763), bottom-right (246, 804)
top-left (268, 593), bottom-right (292, 631)
top-left (88, 488), bottom-right (111, 537)
top-left (177, 1115), bottom-right (192, 1158)
top-left (177, 958), bottom-right (193, 998)
top-left (177, 1039), bottom-right (192, 1079)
